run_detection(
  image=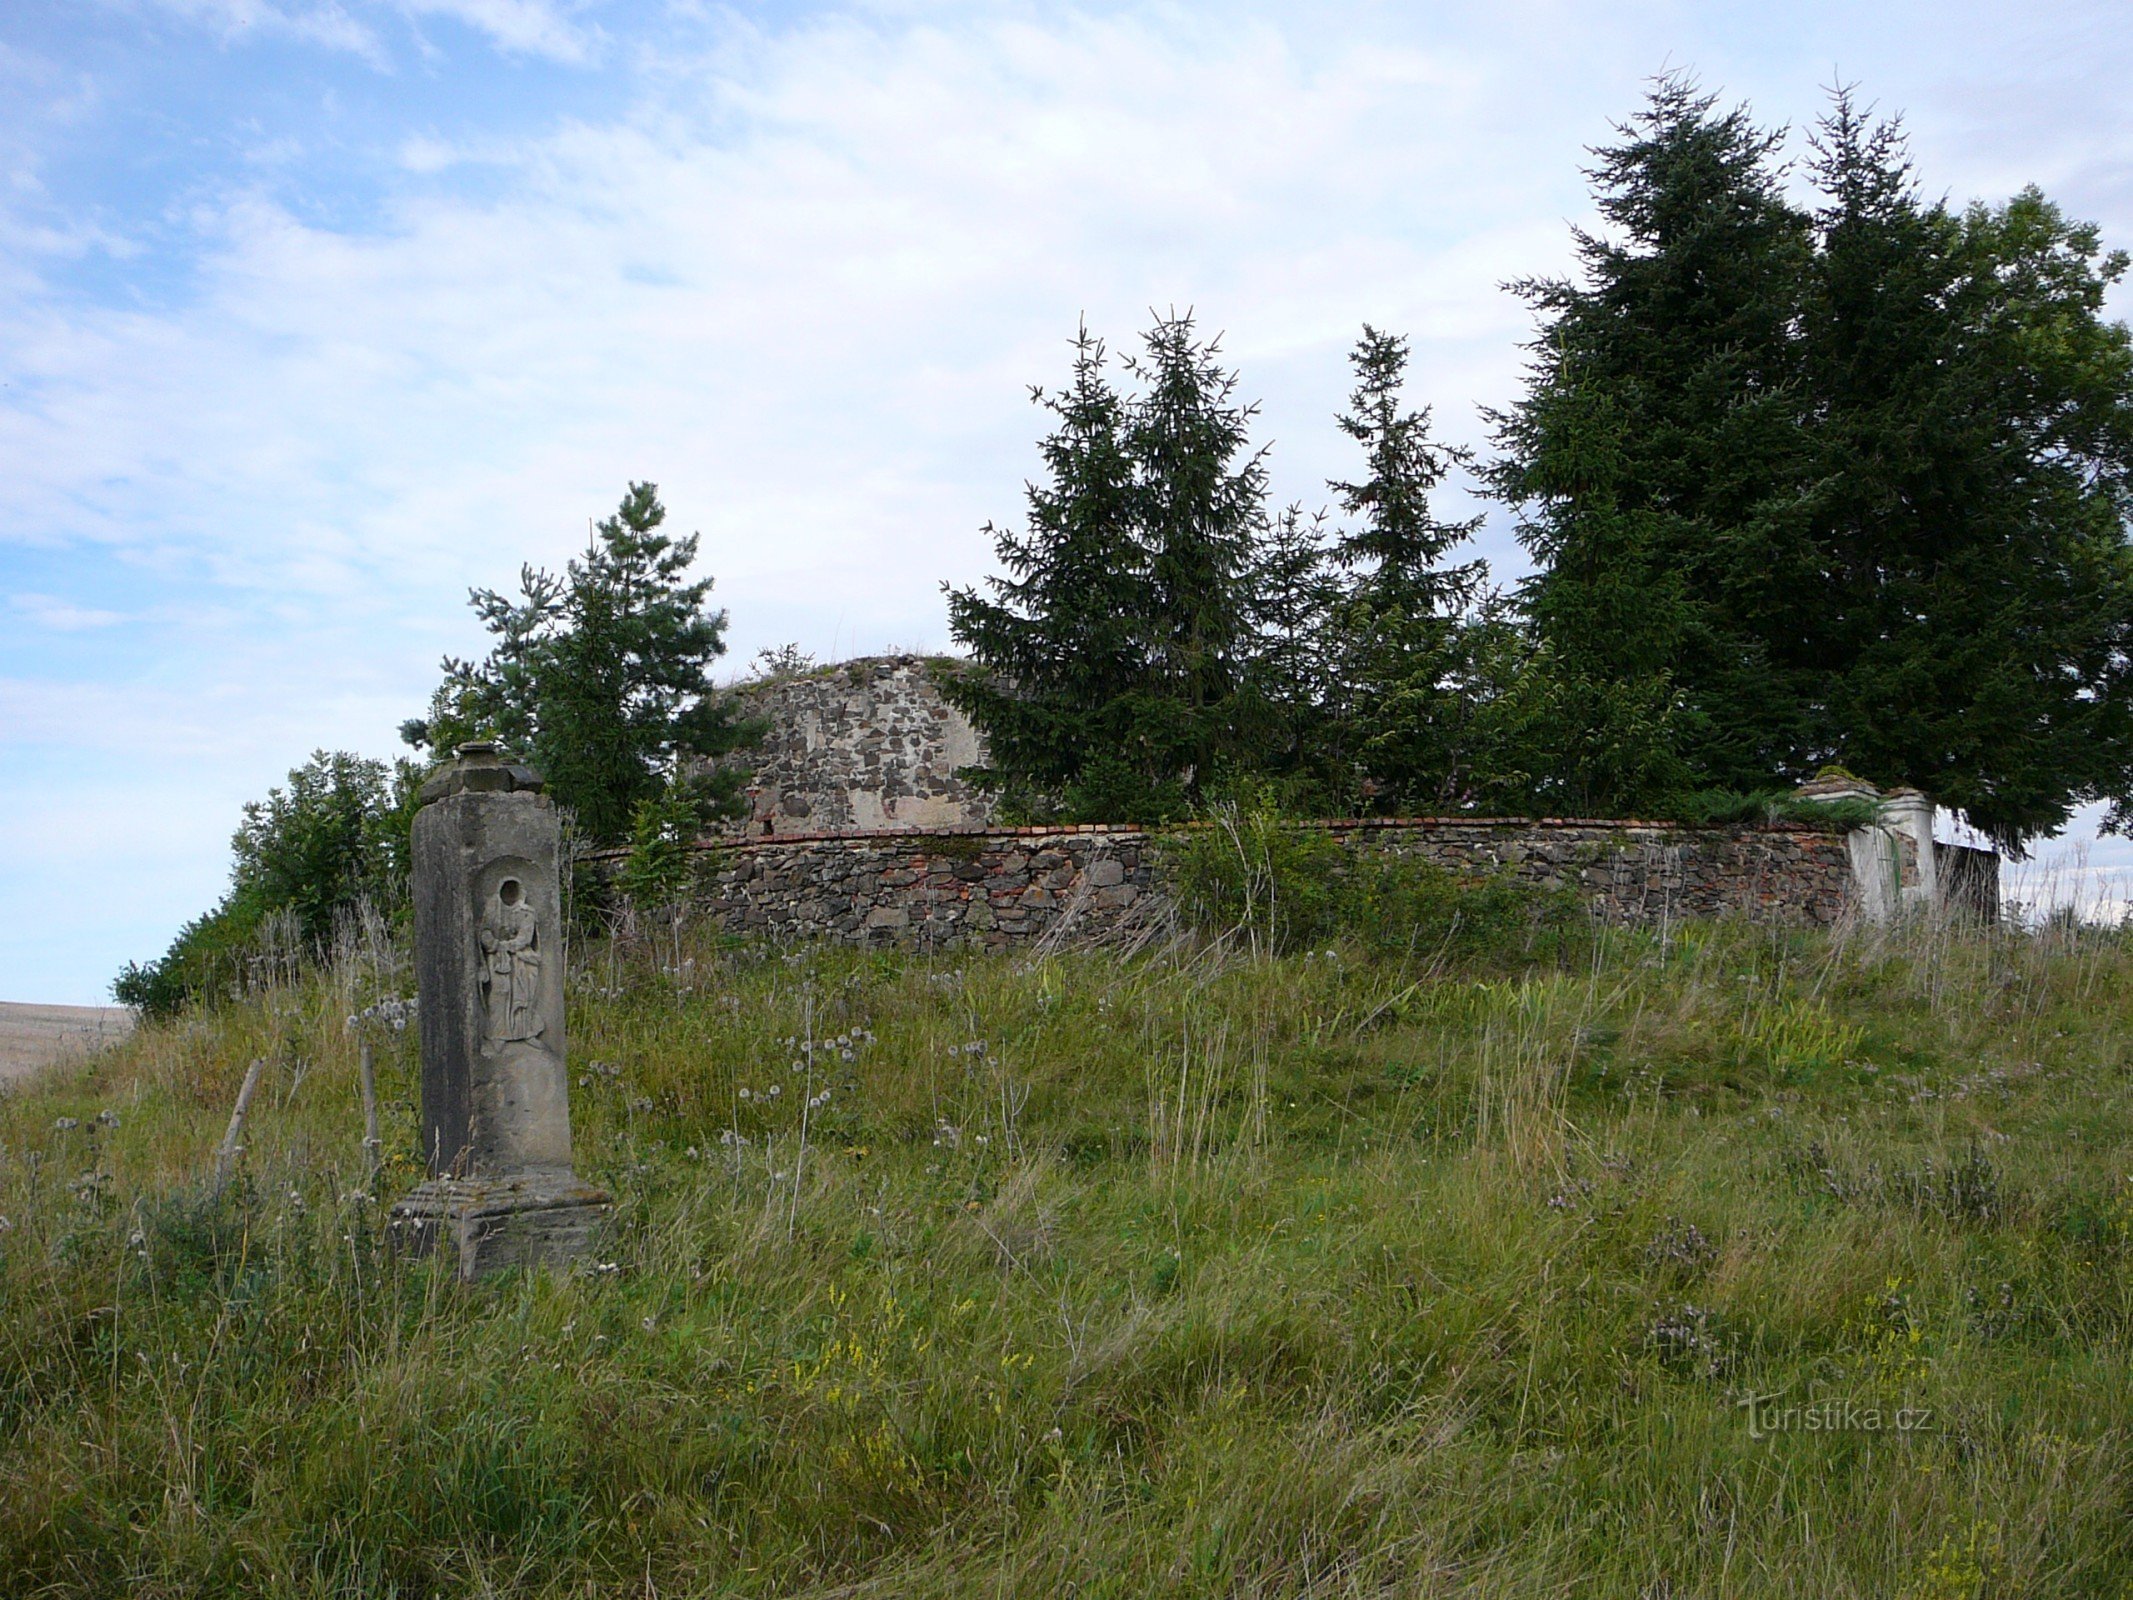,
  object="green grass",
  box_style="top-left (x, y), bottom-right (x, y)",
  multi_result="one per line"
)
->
top-left (4, 914), bottom-right (2133, 1596)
